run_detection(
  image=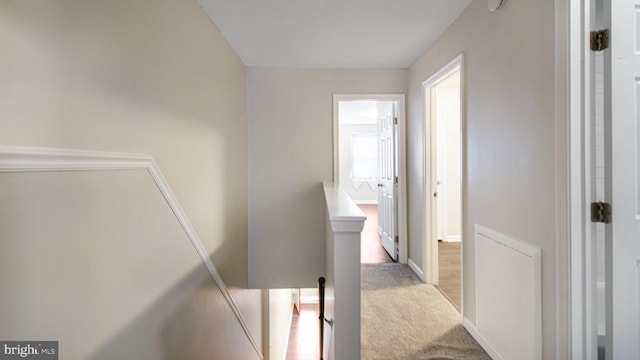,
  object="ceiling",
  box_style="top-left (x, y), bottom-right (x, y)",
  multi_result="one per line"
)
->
top-left (199, 0), bottom-right (472, 68)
